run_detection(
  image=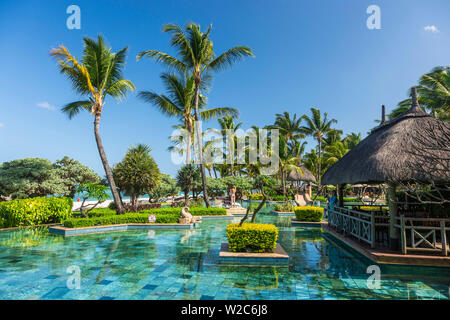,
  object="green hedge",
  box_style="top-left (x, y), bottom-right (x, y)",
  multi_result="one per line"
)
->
top-left (226, 223), bottom-right (278, 253)
top-left (63, 212), bottom-right (179, 228)
top-left (0, 197), bottom-right (73, 228)
top-left (313, 196), bottom-right (360, 203)
top-left (141, 207), bottom-right (226, 216)
top-left (248, 193), bottom-right (264, 200)
top-left (294, 206), bottom-right (324, 222)
top-left (77, 206), bottom-right (226, 217)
